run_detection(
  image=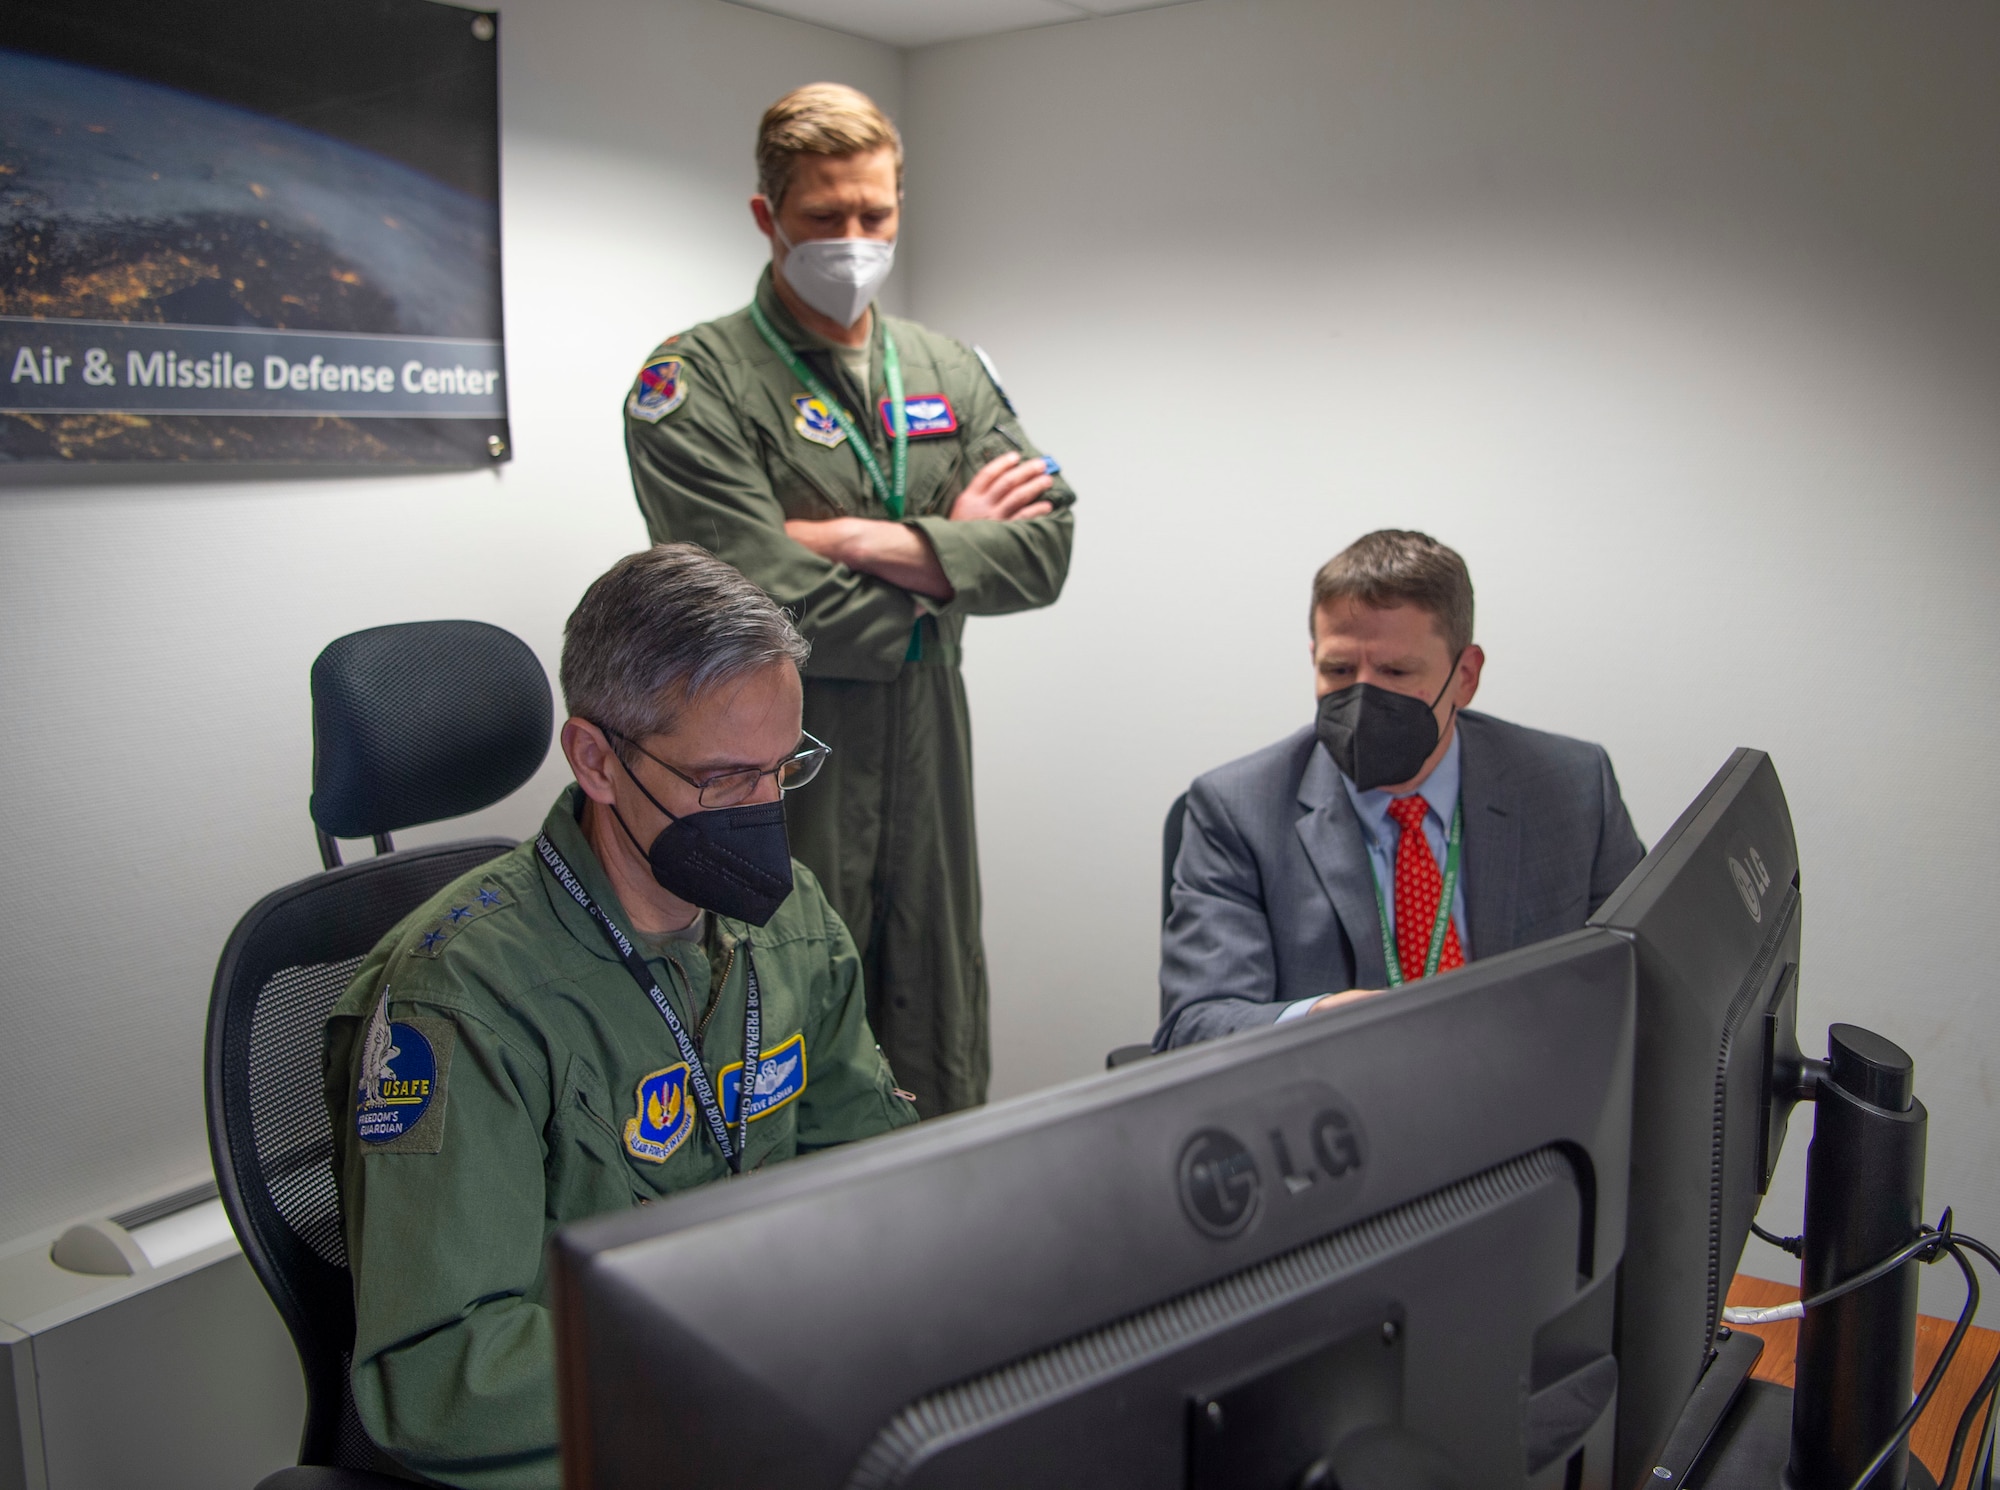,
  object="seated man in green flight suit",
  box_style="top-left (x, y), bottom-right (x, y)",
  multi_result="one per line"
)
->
top-left (323, 543), bottom-right (918, 1490)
